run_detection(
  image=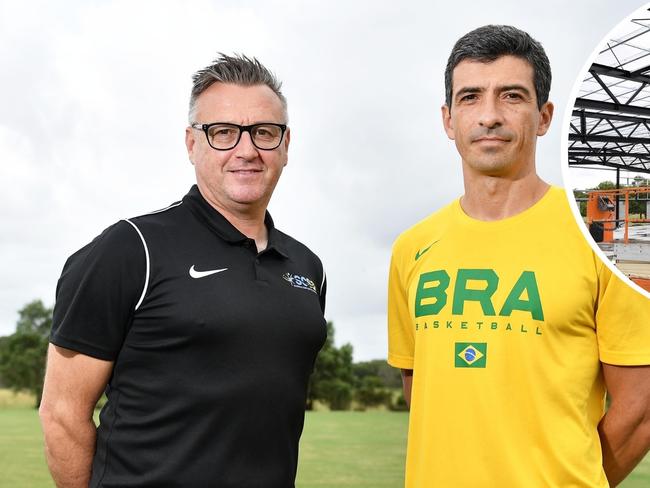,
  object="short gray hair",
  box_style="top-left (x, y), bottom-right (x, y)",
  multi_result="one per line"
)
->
top-left (444, 25), bottom-right (551, 110)
top-left (188, 53), bottom-right (287, 123)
